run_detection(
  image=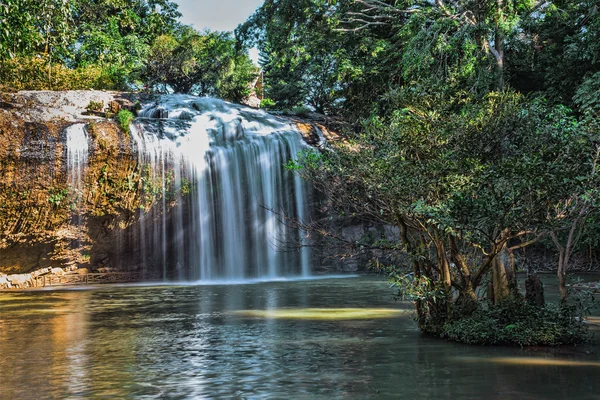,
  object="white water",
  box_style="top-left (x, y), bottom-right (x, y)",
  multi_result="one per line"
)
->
top-left (66, 124), bottom-right (89, 192)
top-left (130, 96), bottom-right (313, 281)
top-left (65, 123), bottom-right (89, 238)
